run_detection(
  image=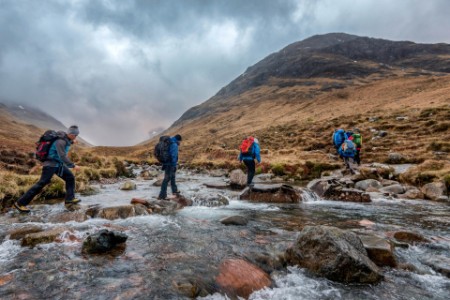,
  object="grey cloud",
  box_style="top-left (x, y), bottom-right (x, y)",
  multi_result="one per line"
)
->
top-left (0, 0), bottom-right (449, 145)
